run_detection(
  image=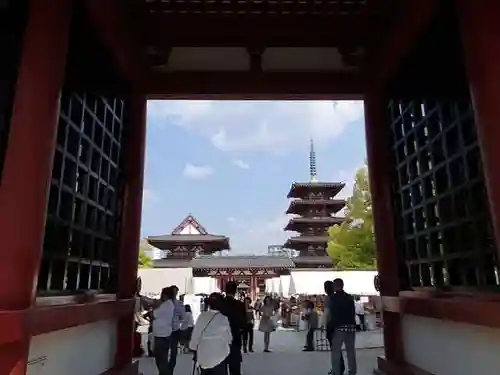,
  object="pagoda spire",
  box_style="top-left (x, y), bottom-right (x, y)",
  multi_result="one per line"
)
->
top-left (309, 138), bottom-right (317, 182)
